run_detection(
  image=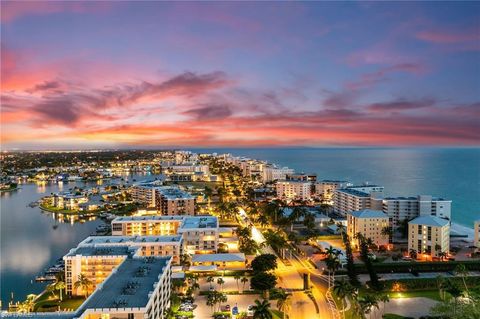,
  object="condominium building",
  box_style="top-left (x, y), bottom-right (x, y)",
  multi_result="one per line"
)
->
top-left (315, 180), bottom-right (352, 202)
top-left (474, 220), bottom-right (480, 252)
top-left (5, 256), bottom-right (173, 319)
top-left (262, 166), bottom-right (295, 183)
top-left (275, 180), bottom-right (312, 201)
top-left (42, 192), bottom-right (88, 211)
top-left (408, 215), bottom-right (450, 259)
top-left (111, 215), bottom-right (219, 254)
top-left (347, 209), bottom-right (390, 248)
top-left (64, 246), bottom-right (130, 296)
top-left (130, 183), bottom-right (195, 215)
top-left (372, 195), bottom-right (452, 229)
top-left (78, 235), bottom-right (184, 263)
top-left (334, 189), bottom-right (371, 216)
